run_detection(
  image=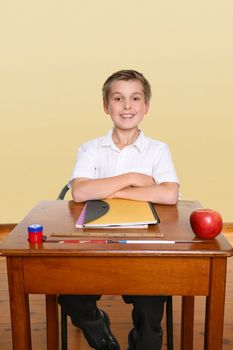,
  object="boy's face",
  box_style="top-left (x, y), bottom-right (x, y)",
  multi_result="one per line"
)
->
top-left (104, 79), bottom-right (149, 131)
